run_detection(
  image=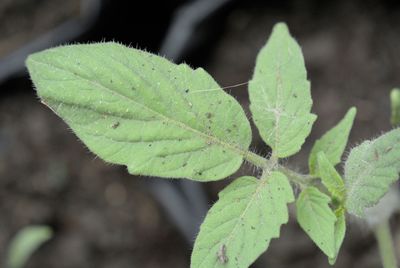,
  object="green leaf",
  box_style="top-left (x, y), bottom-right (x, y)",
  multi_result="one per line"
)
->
top-left (296, 187), bottom-right (337, 259)
top-left (191, 172), bottom-right (294, 268)
top-left (26, 43), bottom-right (253, 181)
top-left (329, 208), bottom-right (346, 265)
top-left (309, 107), bottom-right (356, 175)
top-left (317, 151), bottom-right (345, 201)
top-left (7, 225), bottom-right (53, 268)
top-left (249, 22), bottom-right (317, 158)
top-left (344, 128), bottom-right (400, 217)
top-left (391, 88), bottom-right (400, 127)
